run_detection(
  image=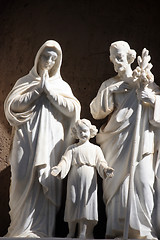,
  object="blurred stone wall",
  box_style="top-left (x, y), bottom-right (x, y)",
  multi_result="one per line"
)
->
top-left (0, 0), bottom-right (160, 237)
